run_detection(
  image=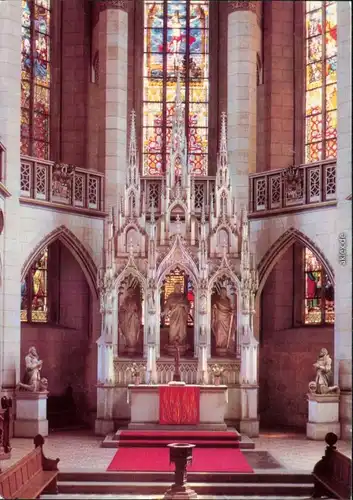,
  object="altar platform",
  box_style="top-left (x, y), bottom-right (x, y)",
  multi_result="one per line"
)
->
top-left (126, 383), bottom-right (228, 431)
